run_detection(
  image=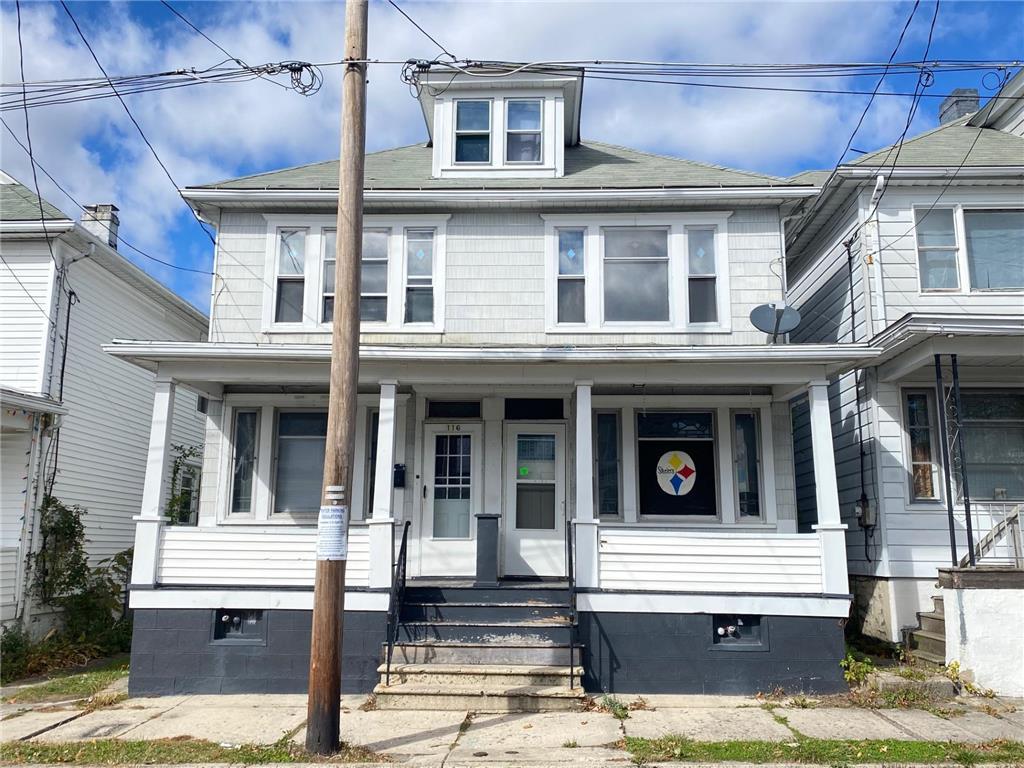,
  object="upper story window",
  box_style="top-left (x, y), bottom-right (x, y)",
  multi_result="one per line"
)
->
top-left (506, 100), bottom-right (542, 163)
top-left (455, 100), bottom-right (491, 163)
top-left (915, 207), bottom-right (1024, 293)
top-left (544, 213), bottom-right (732, 333)
top-left (263, 215), bottom-right (448, 333)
